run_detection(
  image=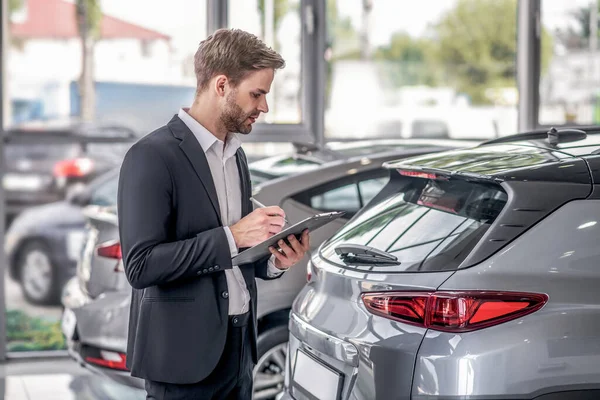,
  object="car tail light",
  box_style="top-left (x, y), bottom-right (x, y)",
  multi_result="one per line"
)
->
top-left (398, 169), bottom-right (447, 180)
top-left (362, 291), bottom-right (548, 333)
top-left (85, 350), bottom-right (128, 371)
top-left (96, 240), bottom-right (121, 259)
top-left (53, 158), bottom-right (94, 178)
top-left (96, 240), bottom-right (124, 272)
